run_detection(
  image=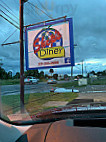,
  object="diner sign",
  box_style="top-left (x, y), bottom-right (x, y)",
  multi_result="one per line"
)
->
top-left (25, 18), bottom-right (74, 70)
